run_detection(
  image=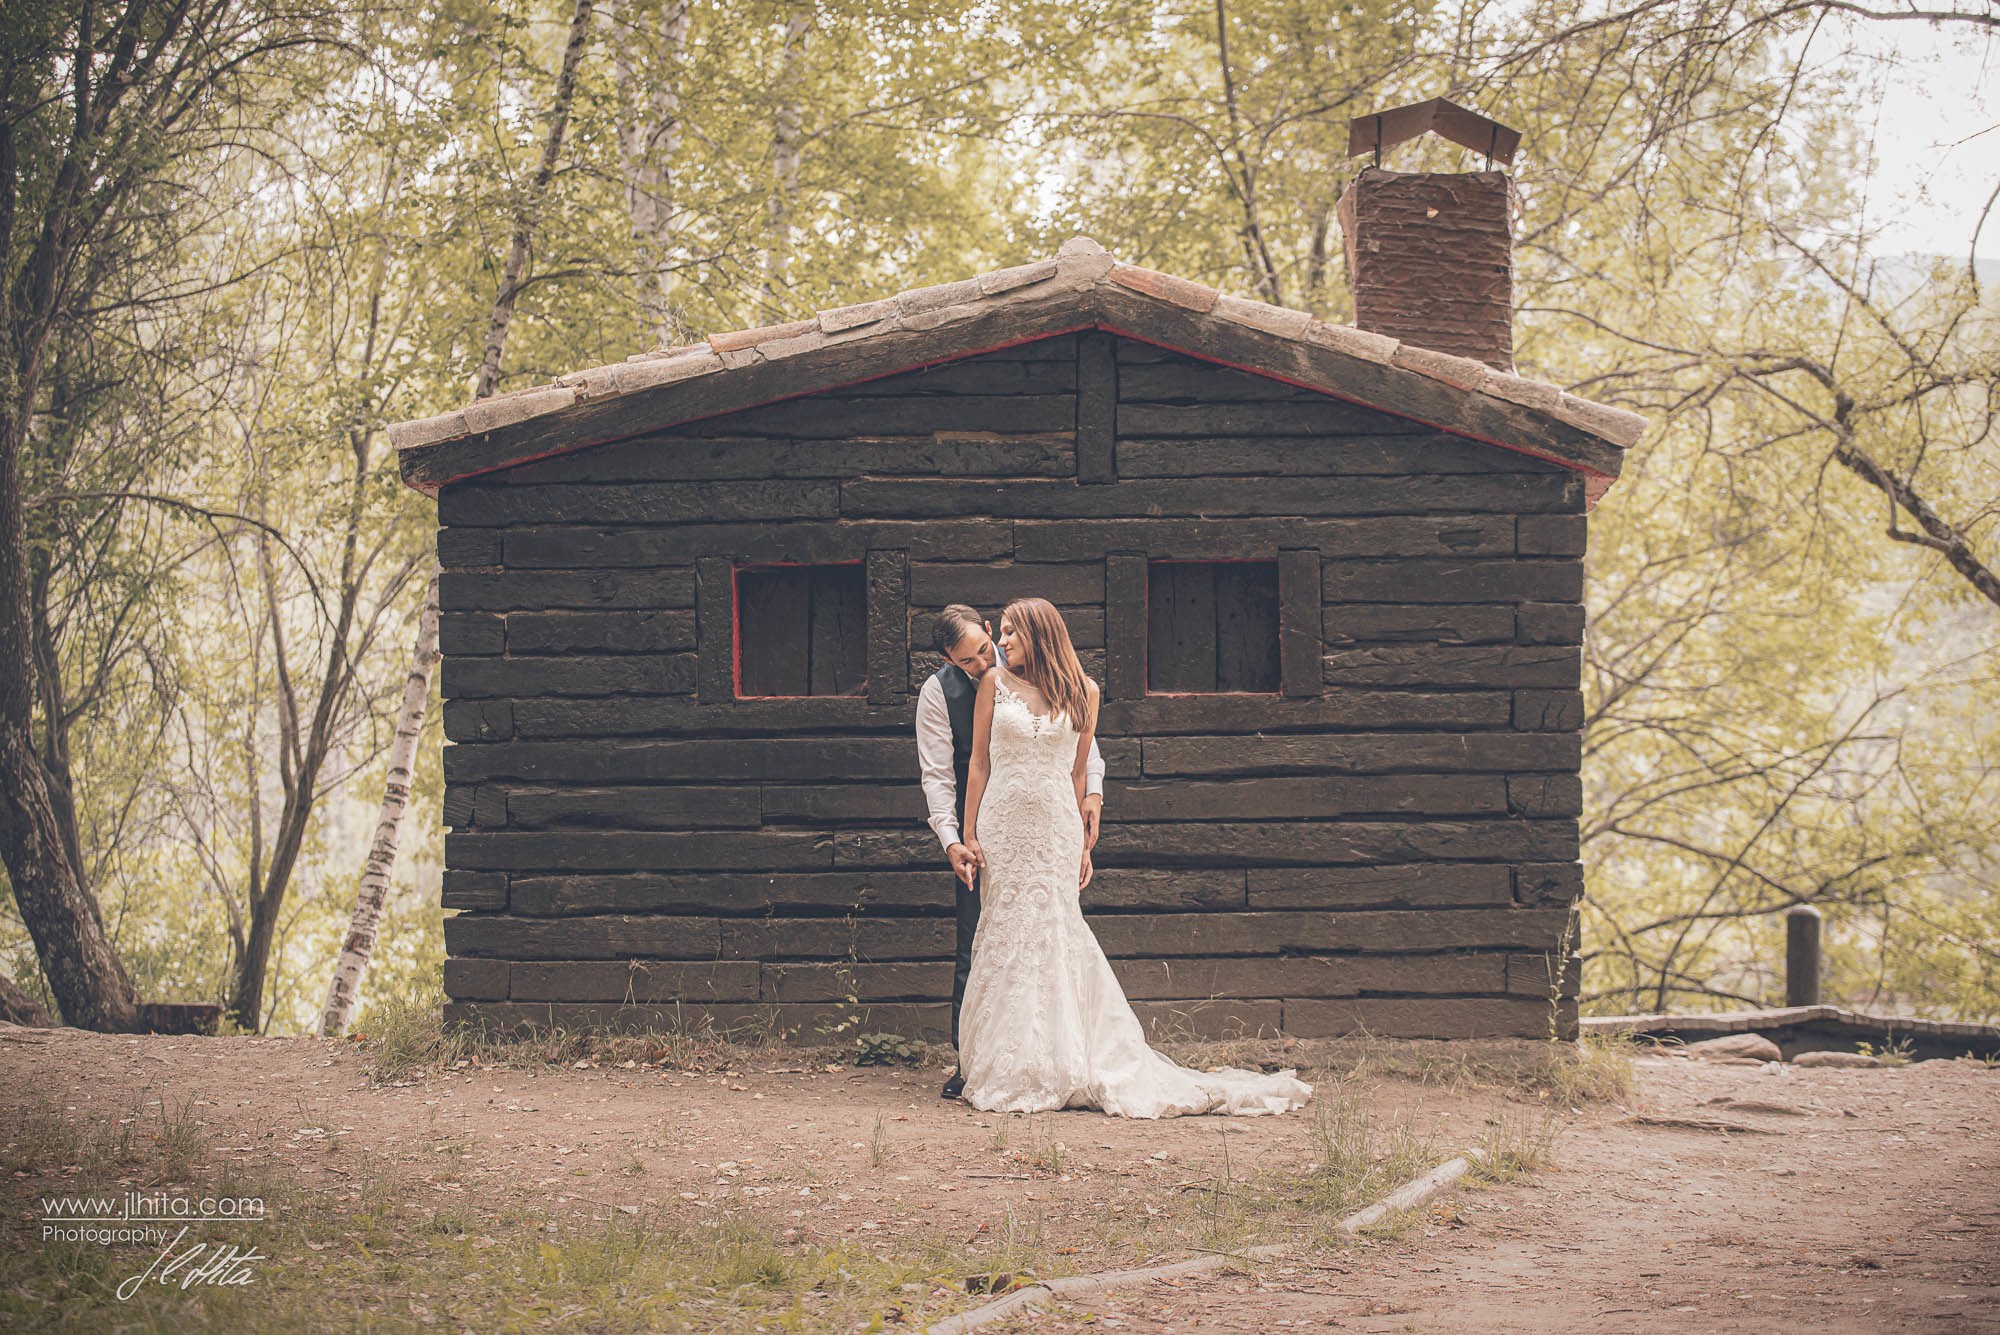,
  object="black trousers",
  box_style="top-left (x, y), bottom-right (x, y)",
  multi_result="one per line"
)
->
top-left (949, 870), bottom-right (980, 1051)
